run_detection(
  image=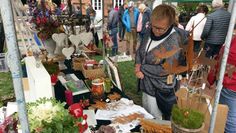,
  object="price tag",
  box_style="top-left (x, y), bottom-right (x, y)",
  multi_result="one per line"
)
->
top-left (167, 74), bottom-right (173, 84)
